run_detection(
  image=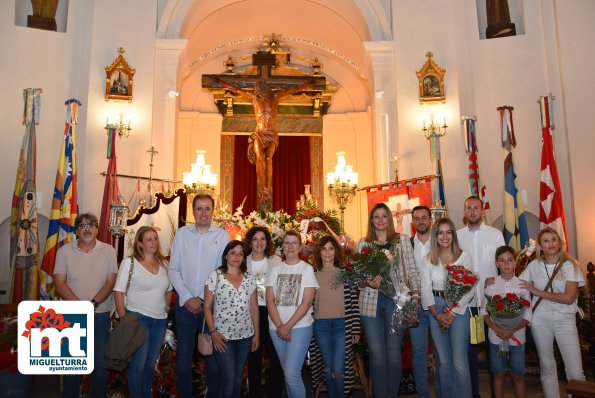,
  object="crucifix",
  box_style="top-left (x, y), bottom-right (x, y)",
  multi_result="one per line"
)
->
top-left (202, 50), bottom-right (325, 211)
